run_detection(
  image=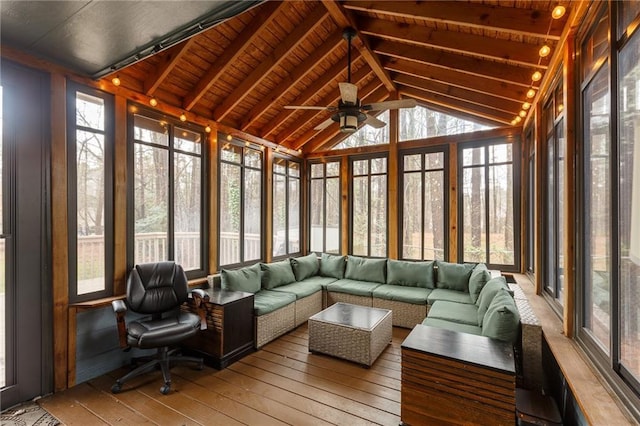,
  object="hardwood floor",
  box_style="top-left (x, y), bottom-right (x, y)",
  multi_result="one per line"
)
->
top-left (40, 325), bottom-right (410, 425)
